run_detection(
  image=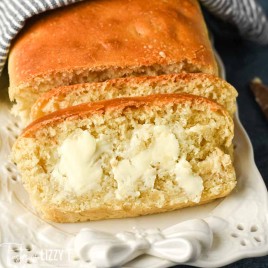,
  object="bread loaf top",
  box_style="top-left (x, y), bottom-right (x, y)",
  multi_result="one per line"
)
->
top-left (8, 0), bottom-right (217, 91)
